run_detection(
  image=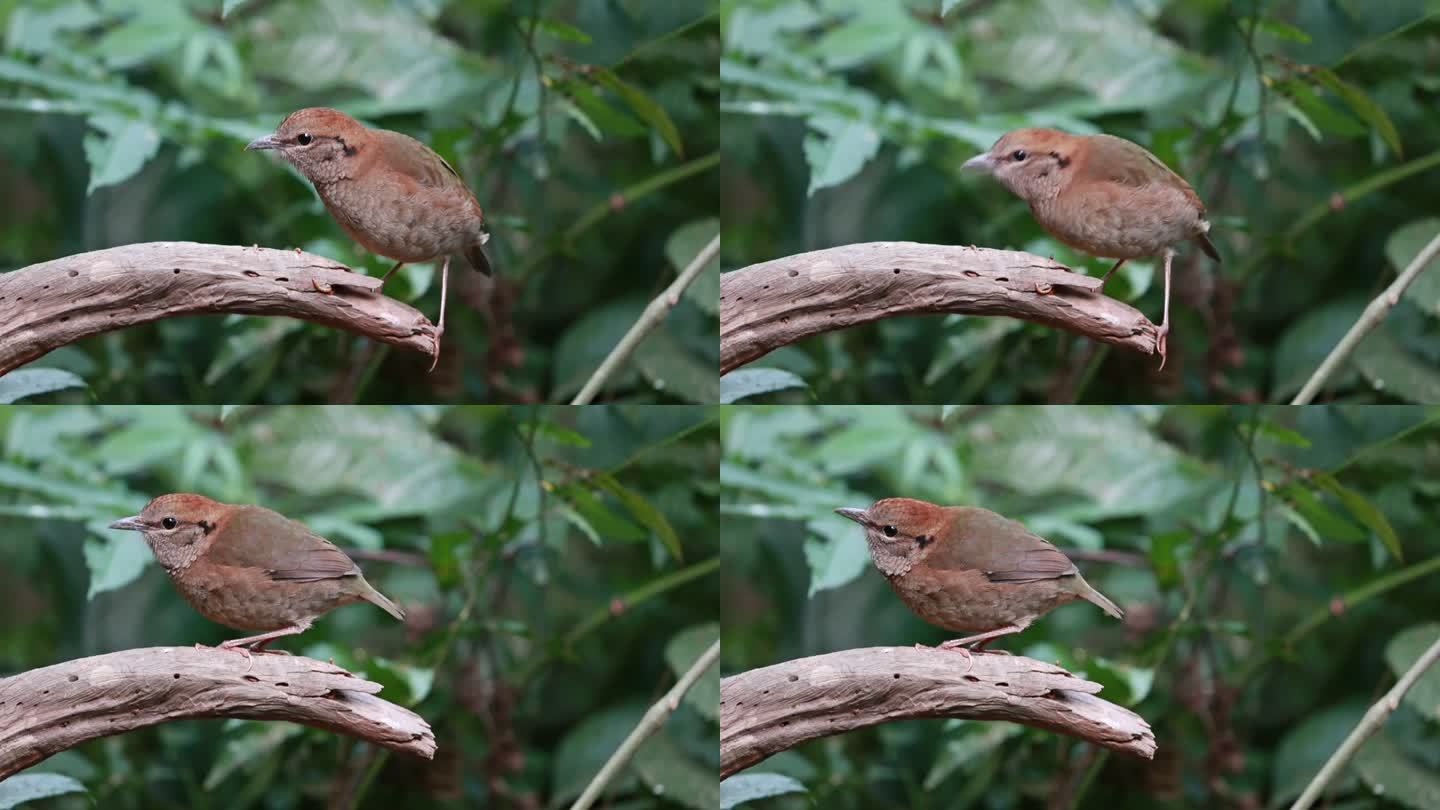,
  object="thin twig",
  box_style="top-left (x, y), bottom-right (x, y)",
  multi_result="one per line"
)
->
top-left (570, 640), bottom-right (720, 810)
top-left (571, 234), bottom-right (719, 404)
top-left (1293, 232), bottom-right (1440, 403)
top-left (1290, 633), bottom-right (1440, 810)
